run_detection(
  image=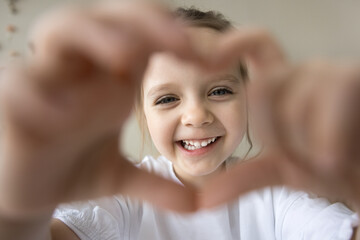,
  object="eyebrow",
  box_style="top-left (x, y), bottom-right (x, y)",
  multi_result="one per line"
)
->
top-left (211, 74), bottom-right (241, 84)
top-left (147, 83), bottom-right (176, 98)
top-left (146, 74), bottom-right (241, 98)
